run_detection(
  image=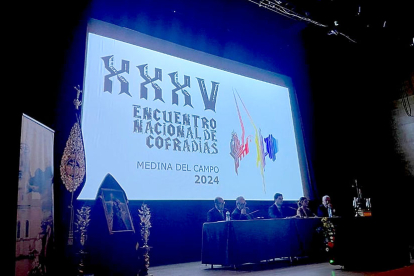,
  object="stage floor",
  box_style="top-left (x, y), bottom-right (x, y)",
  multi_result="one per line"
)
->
top-left (150, 258), bottom-right (414, 276)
